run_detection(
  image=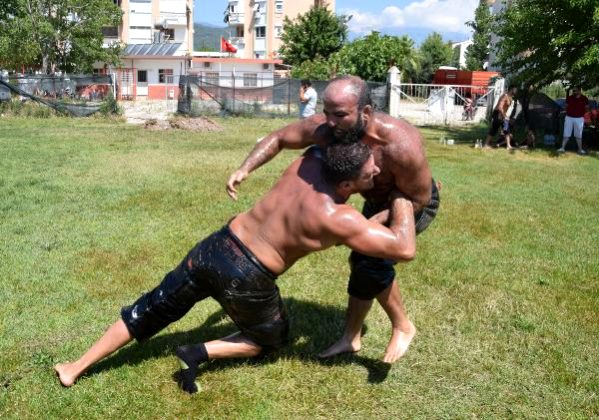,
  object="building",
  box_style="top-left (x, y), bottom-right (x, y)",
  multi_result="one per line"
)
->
top-left (190, 57), bottom-right (282, 88)
top-left (451, 39), bottom-right (474, 70)
top-left (99, 0), bottom-right (194, 99)
top-left (487, 0), bottom-right (507, 72)
top-left (223, 0), bottom-right (335, 59)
